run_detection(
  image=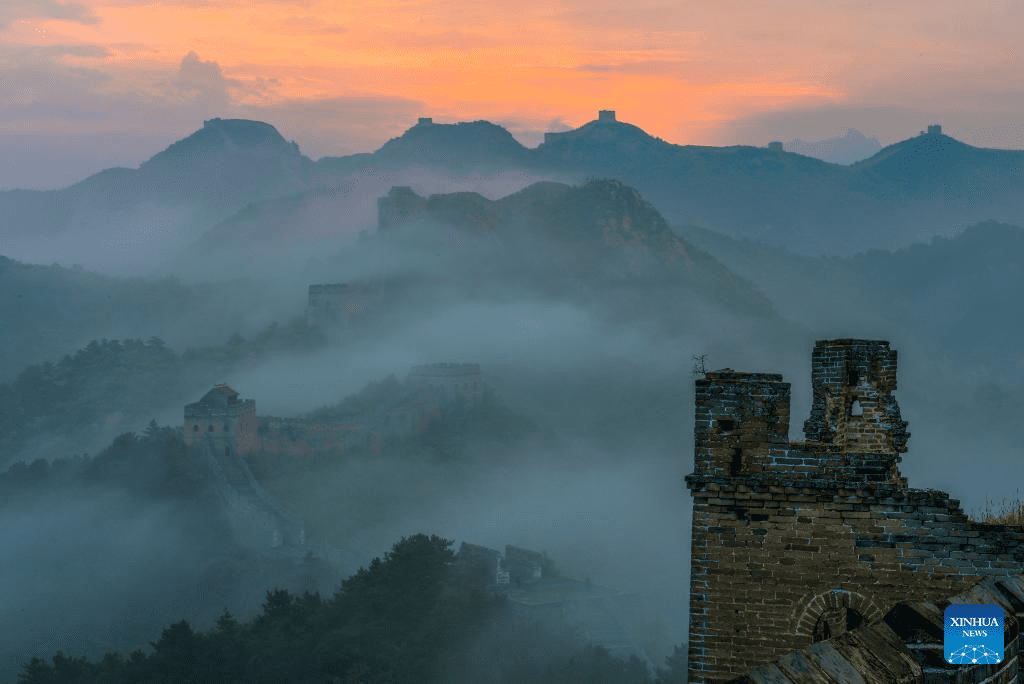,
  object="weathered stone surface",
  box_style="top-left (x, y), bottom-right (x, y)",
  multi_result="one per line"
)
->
top-left (747, 663), bottom-right (795, 684)
top-left (775, 650), bottom-right (841, 684)
top-left (687, 340), bottom-right (1024, 684)
top-left (802, 641), bottom-right (867, 684)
